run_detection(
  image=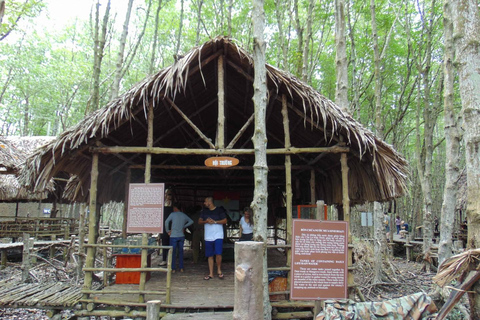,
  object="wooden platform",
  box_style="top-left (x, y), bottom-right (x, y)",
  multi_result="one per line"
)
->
top-left (87, 258), bottom-right (236, 310)
top-left (162, 311), bottom-right (233, 319)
